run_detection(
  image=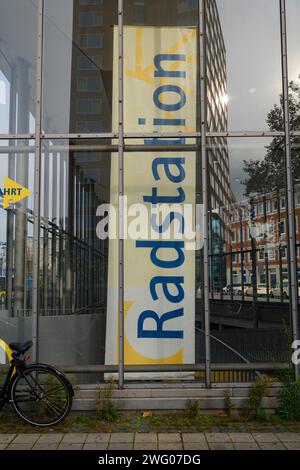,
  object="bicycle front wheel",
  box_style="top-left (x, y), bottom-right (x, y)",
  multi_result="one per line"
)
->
top-left (10, 364), bottom-right (72, 427)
